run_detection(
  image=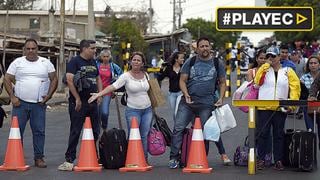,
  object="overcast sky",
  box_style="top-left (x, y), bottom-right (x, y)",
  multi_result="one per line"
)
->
top-left (36, 0), bottom-right (273, 46)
